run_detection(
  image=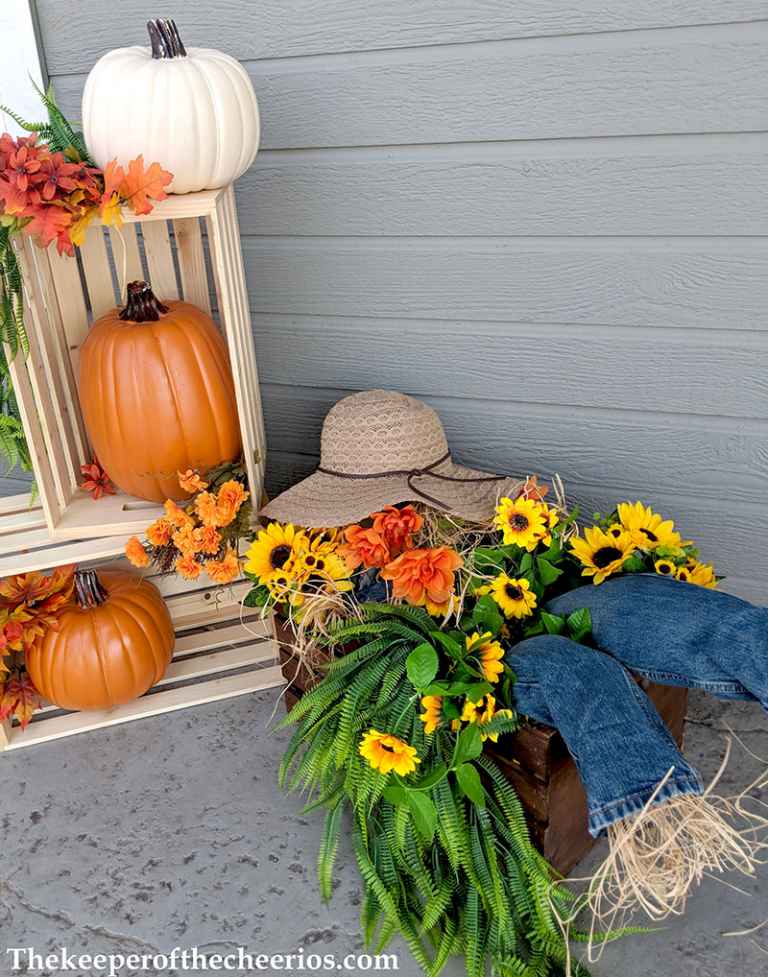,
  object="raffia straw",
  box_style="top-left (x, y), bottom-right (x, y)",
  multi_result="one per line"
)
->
top-left (579, 737), bottom-right (768, 964)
